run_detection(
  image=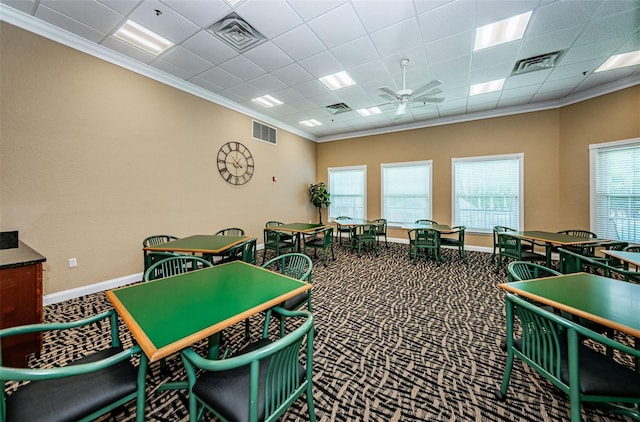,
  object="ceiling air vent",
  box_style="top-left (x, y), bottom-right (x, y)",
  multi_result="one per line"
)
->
top-left (512, 50), bottom-right (564, 75)
top-left (208, 13), bottom-right (266, 53)
top-left (325, 103), bottom-right (352, 115)
top-left (252, 120), bottom-right (277, 145)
